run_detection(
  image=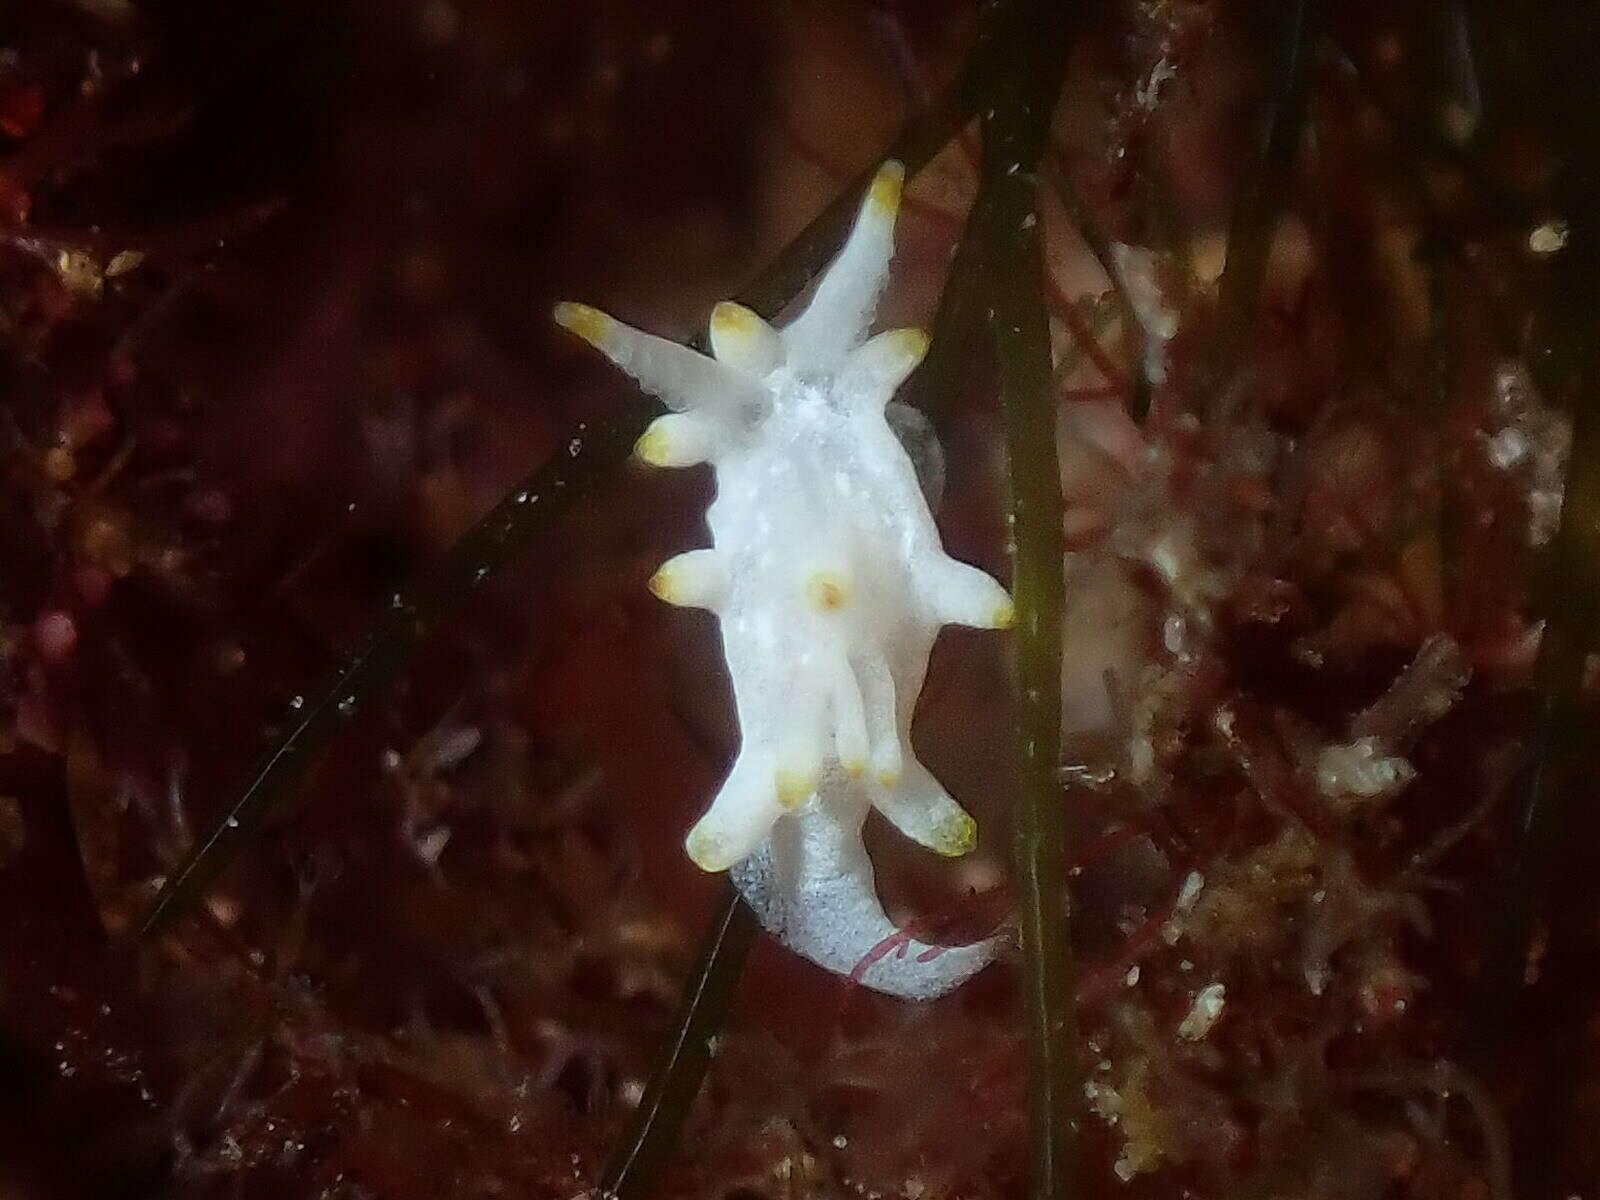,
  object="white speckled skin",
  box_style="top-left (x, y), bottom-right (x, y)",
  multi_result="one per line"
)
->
top-left (555, 163), bottom-right (1010, 998)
